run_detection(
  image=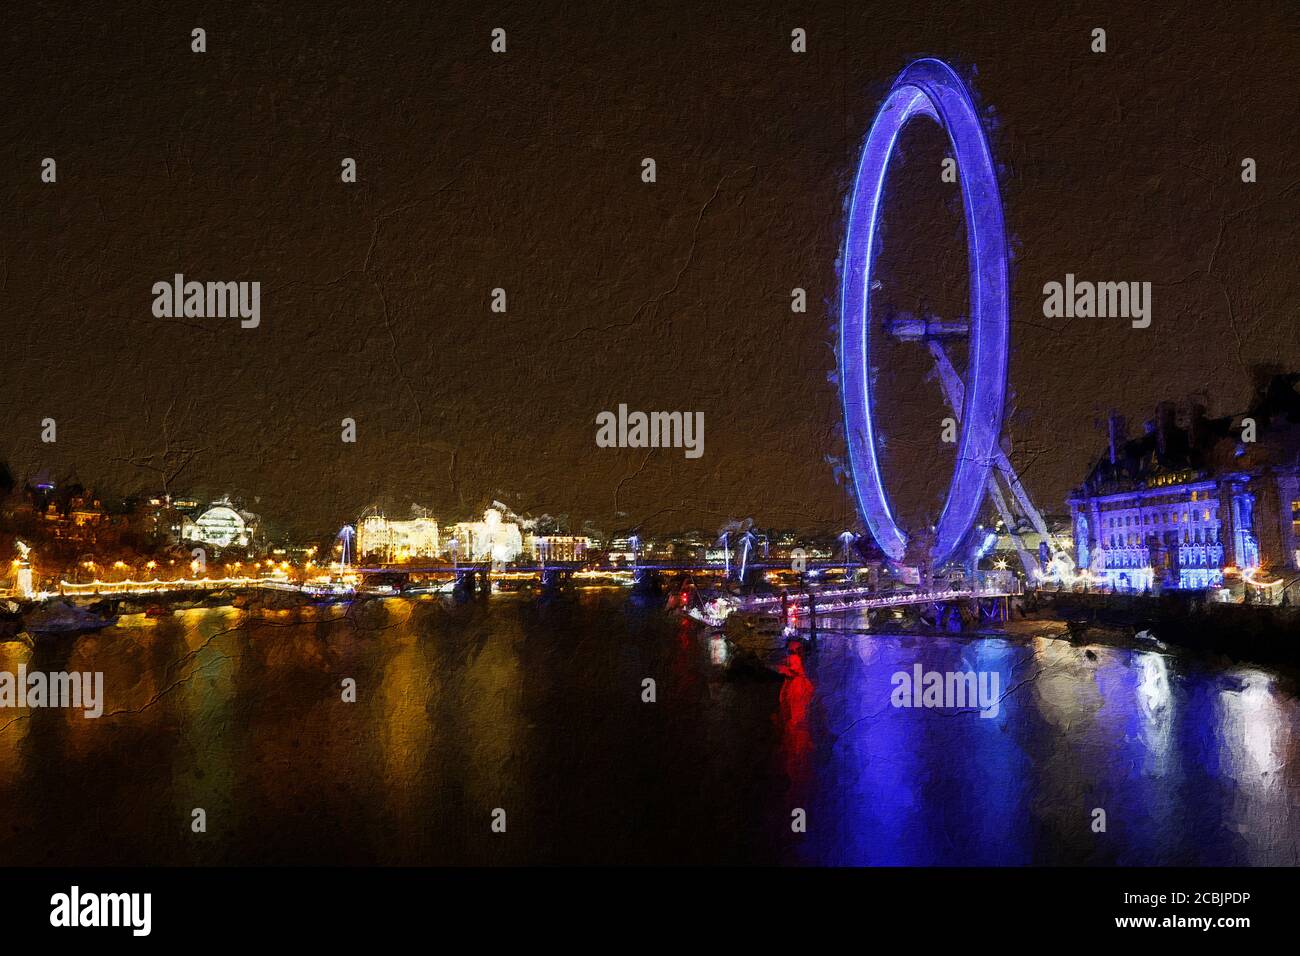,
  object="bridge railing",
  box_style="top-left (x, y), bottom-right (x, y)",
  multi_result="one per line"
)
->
top-left (740, 584), bottom-right (1016, 614)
